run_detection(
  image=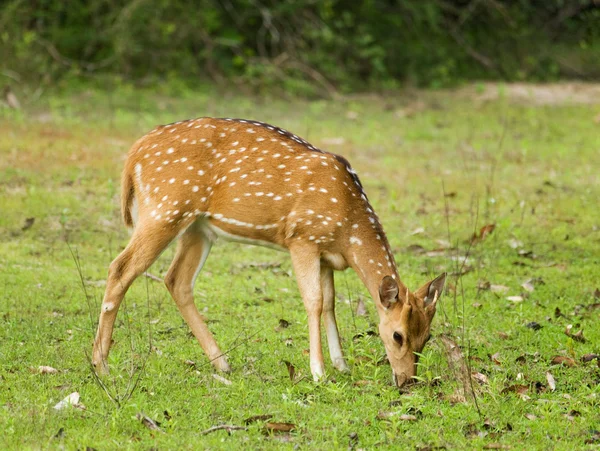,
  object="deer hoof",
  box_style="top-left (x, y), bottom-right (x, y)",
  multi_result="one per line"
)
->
top-left (93, 359), bottom-right (110, 375)
top-left (333, 358), bottom-right (350, 373)
top-left (213, 356), bottom-right (231, 373)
